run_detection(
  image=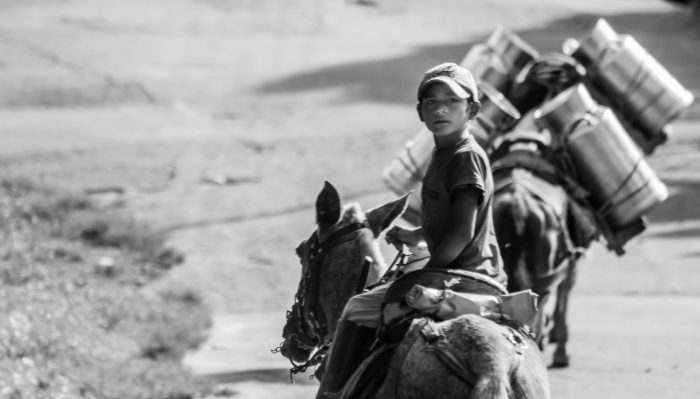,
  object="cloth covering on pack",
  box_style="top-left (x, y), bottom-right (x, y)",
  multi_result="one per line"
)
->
top-left (404, 285), bottom-right (539, 329)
